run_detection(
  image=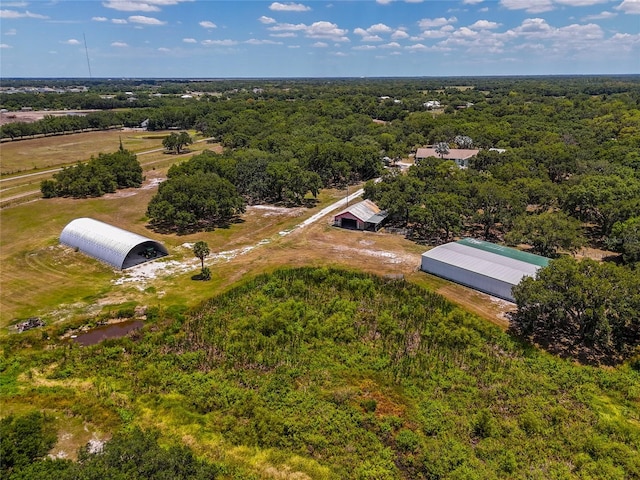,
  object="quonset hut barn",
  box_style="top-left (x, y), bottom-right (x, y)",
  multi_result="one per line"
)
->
top-left (420, 238), bottom-right (549, 302)
top-left (60, 218), bottom-right (168, 270)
